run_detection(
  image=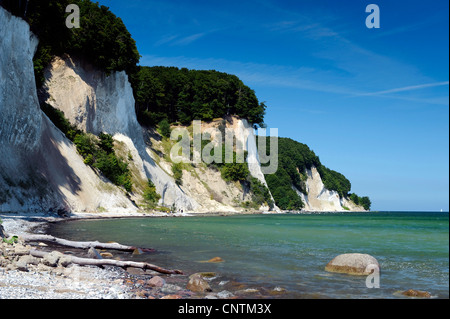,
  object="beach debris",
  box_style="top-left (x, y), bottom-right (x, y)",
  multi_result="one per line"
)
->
top-left (325, 253), bottom-right (380, 275)
top-left (29, 249), bottom-right (183, 274)
top-left (19, 234), bottom-right (155, 253)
